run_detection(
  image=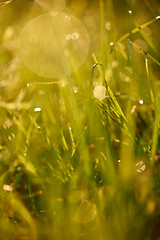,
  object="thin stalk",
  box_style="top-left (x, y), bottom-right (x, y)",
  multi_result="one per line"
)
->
top-left (151, 97), bottom-right (160, 166)
top-left (100, 0), bottom-right (106, 68)
top-left (118, 17), bottom-right (159, 43)
top-left (91, 52), bottom-right (126, 120)
top-left (145, 58), bottom-right (155, 104)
